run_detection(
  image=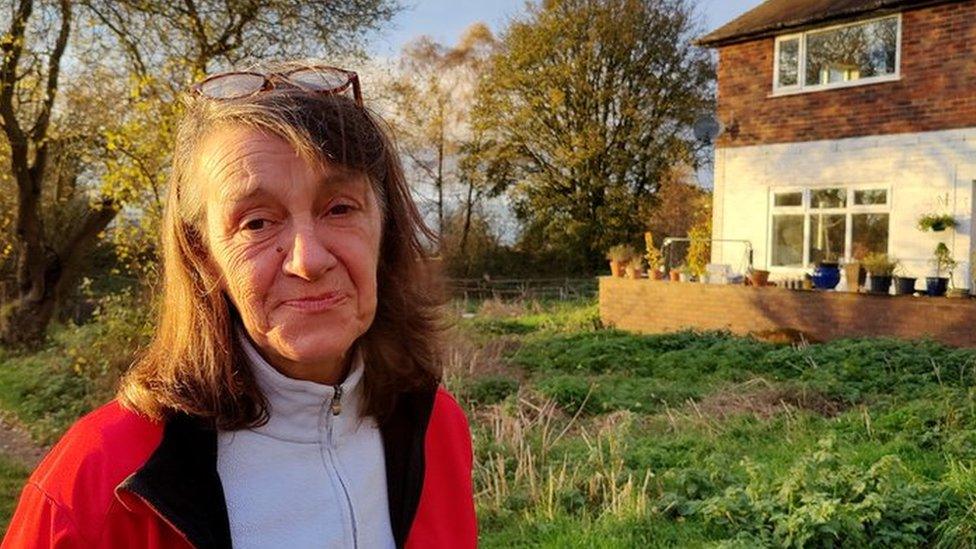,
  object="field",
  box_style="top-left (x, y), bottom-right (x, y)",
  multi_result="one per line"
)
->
top-left (2, 296), bottom-right (976, 546)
